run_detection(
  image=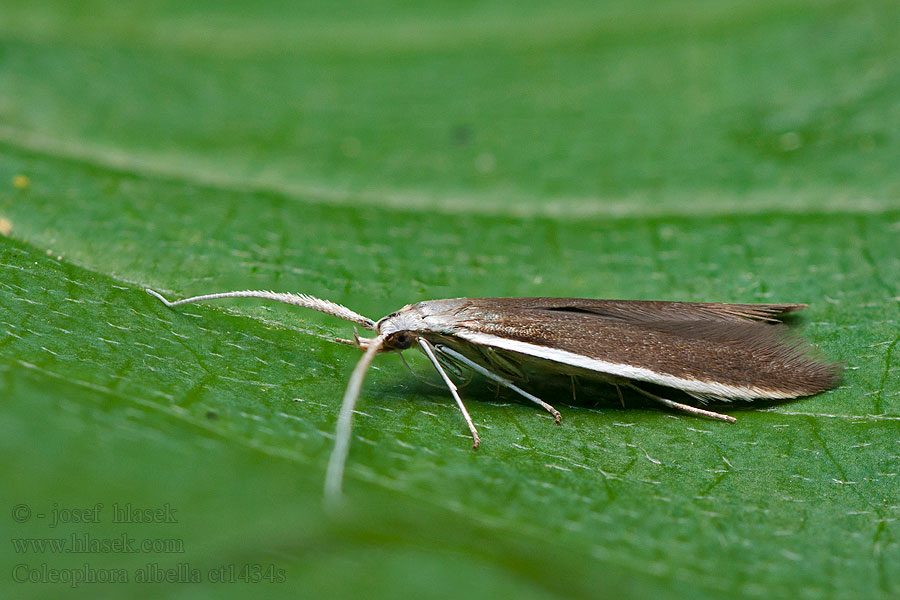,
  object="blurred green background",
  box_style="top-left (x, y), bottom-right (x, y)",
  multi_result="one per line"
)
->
top-left (1, 1), bottom-right (898, 598)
